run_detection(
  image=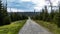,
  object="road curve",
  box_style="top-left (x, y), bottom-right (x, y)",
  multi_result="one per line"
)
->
top-left (18, 19), bottom-right (52, 34)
